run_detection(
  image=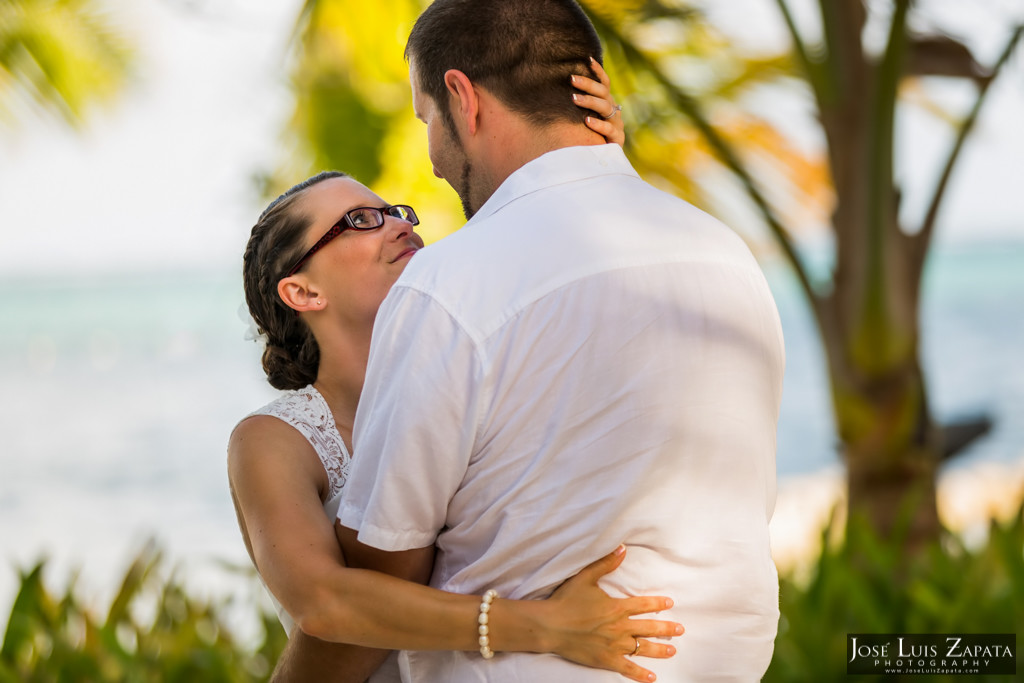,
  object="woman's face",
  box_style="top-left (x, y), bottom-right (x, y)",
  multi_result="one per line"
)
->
top-left (294, 177), bottom-right (424, 326)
